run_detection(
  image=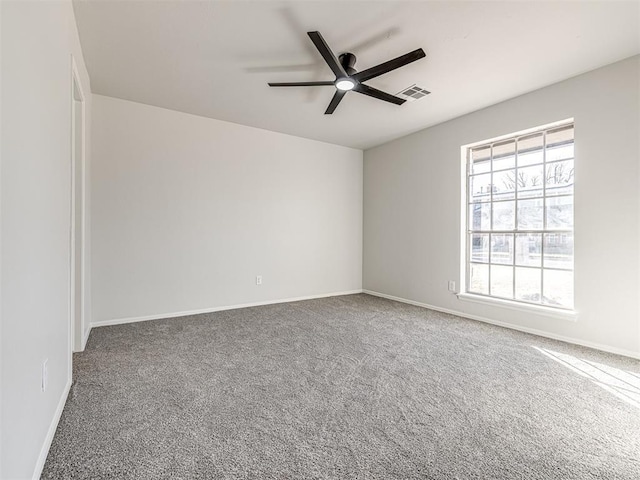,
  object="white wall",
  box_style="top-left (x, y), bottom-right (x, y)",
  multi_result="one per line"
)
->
top-left (0, 1), bottom-right (92, 478)
top-left (0, 1), bottom-right (4, 475)
top-left (91, 95), bottom-right (362, 324)
top-left (364, 56), bottom-right (640, 357)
